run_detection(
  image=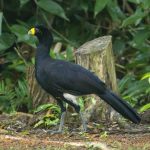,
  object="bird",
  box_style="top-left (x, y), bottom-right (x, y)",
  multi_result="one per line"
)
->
top-left (28, 25), bottom-right (141, 134)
